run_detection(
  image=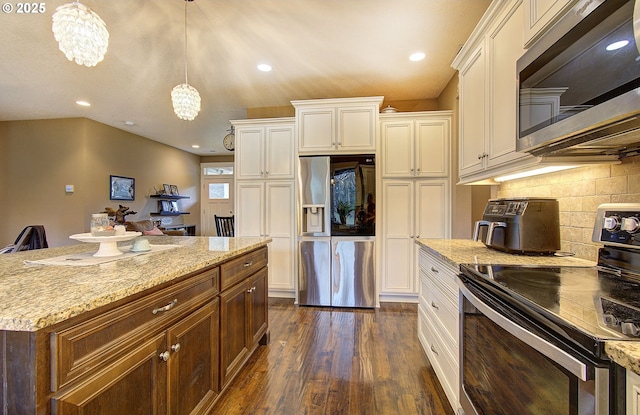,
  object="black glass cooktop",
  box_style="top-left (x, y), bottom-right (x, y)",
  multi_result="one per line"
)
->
top-left (459, 263), bottom-right (640, 346)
